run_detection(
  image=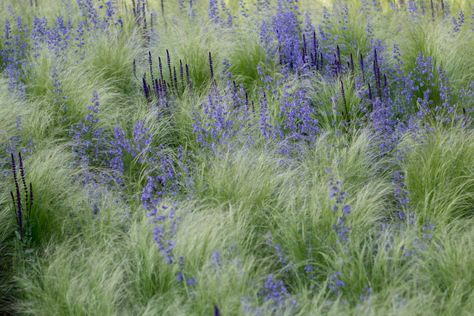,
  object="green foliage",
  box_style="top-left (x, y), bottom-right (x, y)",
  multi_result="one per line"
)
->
top-left (0, 0), bottom-right (473, 315)
top-left (401, 125), bottom-right (474, 223)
